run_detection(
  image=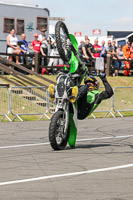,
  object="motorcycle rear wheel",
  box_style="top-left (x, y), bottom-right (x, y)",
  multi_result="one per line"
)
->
top-left (55, 21), bottom-right (71, 62)
top-left (49, 110), bottom-right (69, 150)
